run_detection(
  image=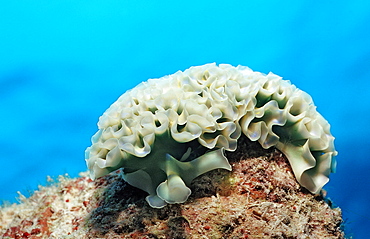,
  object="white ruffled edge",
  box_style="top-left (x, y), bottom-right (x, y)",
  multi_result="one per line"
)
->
top-left (85, 63), bottom-right (337, 205)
